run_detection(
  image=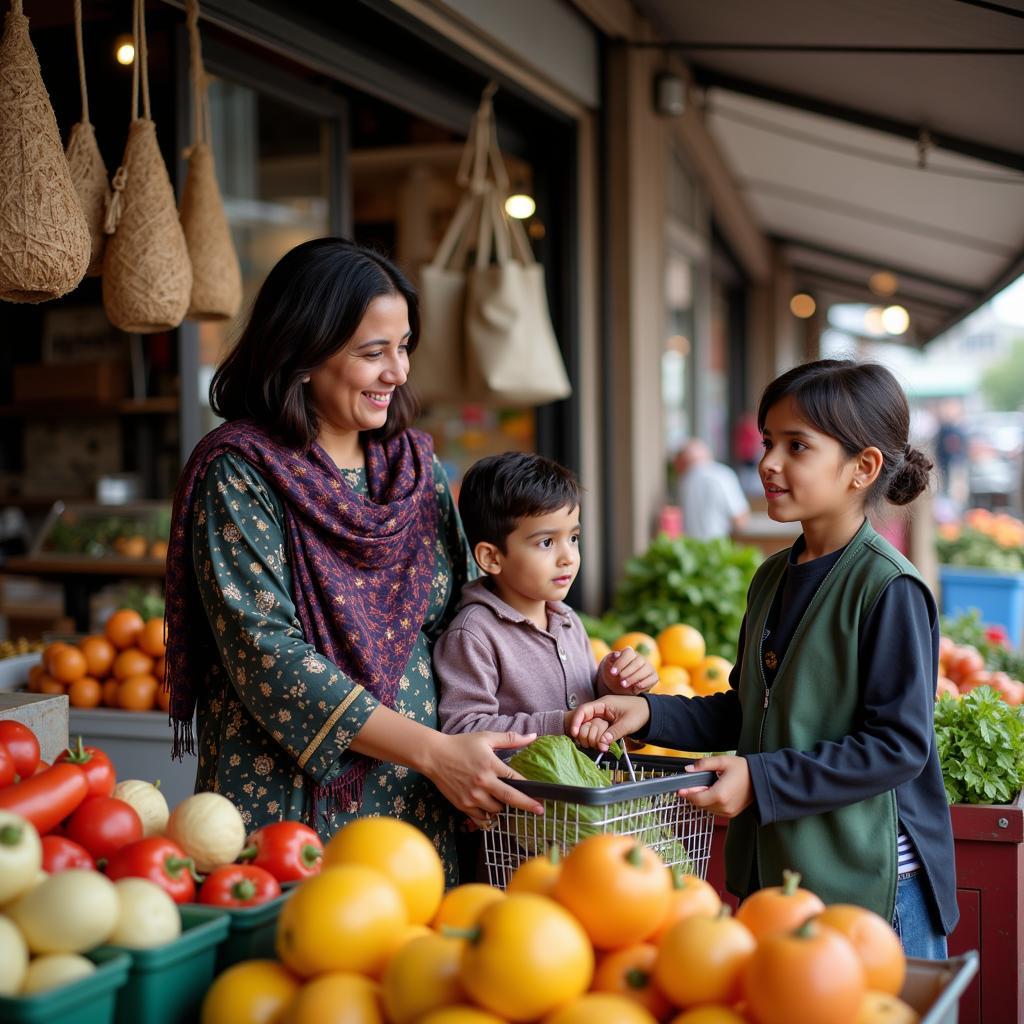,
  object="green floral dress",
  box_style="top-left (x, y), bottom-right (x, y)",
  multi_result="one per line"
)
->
top-left (191, 451), bottom-right (474, 881)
